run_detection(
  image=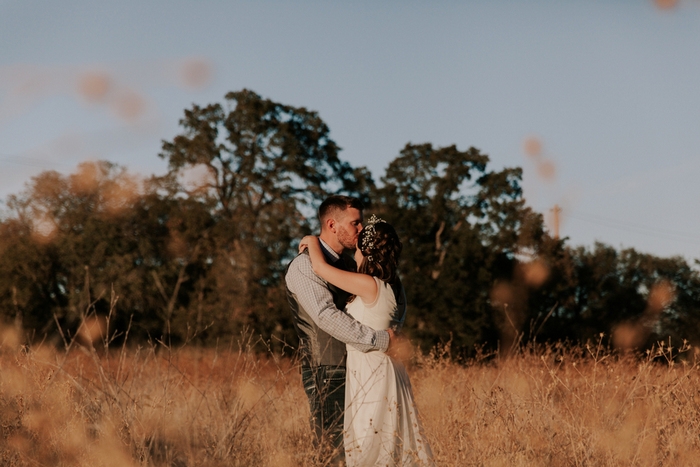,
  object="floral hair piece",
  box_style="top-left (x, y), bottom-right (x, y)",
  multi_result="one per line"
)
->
top-left (359, 214), bottom-right (386, 262)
